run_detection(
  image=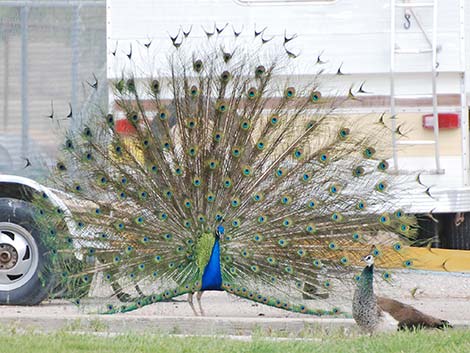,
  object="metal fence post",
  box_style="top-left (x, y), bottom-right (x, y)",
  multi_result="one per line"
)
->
top-left (71, 5), bottom-right (80, 130)
top-left (20, 6), bottom-right (29, 159)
